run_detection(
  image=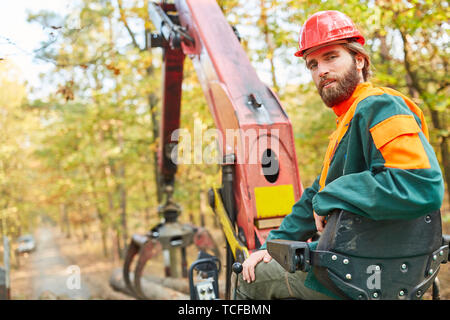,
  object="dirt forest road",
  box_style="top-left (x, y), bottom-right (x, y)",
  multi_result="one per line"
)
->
top-left (30, 227), bottom-right (91, 299)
